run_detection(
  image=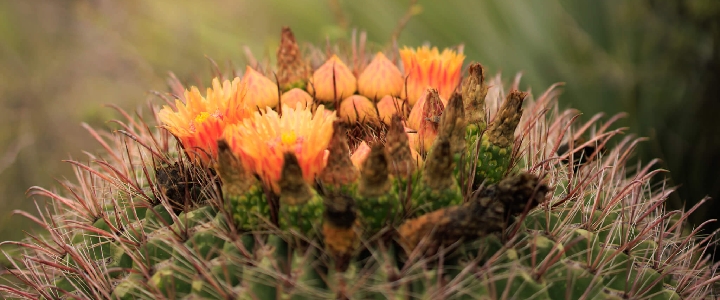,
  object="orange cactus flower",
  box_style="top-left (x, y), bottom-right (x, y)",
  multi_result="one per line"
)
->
top-left (158, 77), bottom-right (249, 164)
top-left (240, 65), bottom-right (280, 109)
top-left (400, 46), bottom-right (465, 105)
top-left (224, 104), bottom-right (337, 193)
top-left (307, 55), bottom-right (357, 103)
top-left (357, 52), bottom-right (404, 100)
